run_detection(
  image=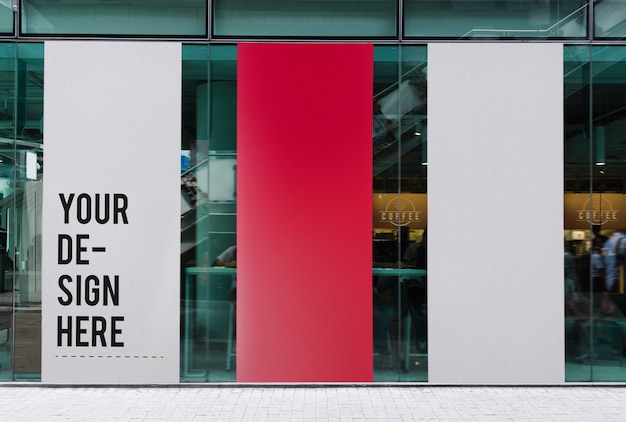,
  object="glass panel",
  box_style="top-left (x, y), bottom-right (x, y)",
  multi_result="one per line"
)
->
top-left (564, 45), bottom-right (592, 382)
top-left (565, 45), bottom-right (626, 382)
top-left (595, 0), bottom-right (626, 39)
top-left (12, 43), bottom-right (43, 381)
top-left (373, 45), bottom-right (427, 382)
top-left (0, 43), bottom-right (44, 382)
top-left (21, 0), bottom-right (206, 36)
top-left (0, 43), bottom-right (16, 382)
top-left (213, 0), bottom-right (395, 38)
top-left (404, 0), bottom-right (587, 39)
top-left (181, 45), bottom-right (237, 382)
top-left (0, 4), bottom-right (13, 34)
